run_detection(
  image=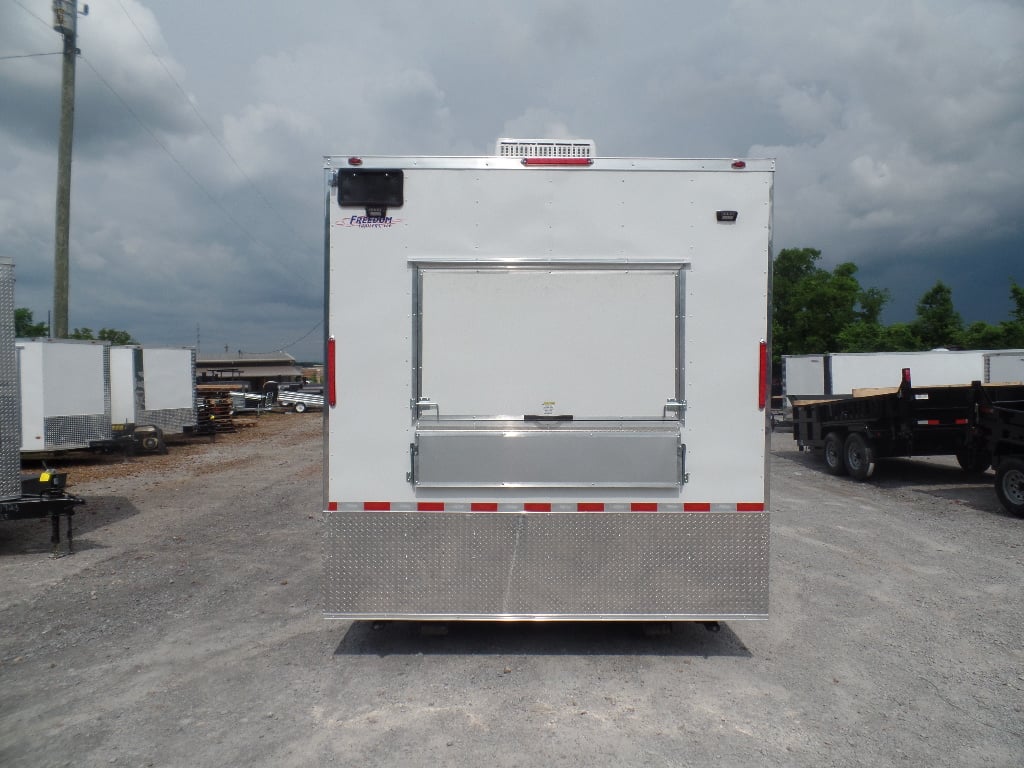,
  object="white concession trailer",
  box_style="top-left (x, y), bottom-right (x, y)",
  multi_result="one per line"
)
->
top-left (17, 338), bottom-right (112, 453)
top-left (323, 141), bottom-right (774, 622)
top-left (109, 345), bottom-right (197, 434)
